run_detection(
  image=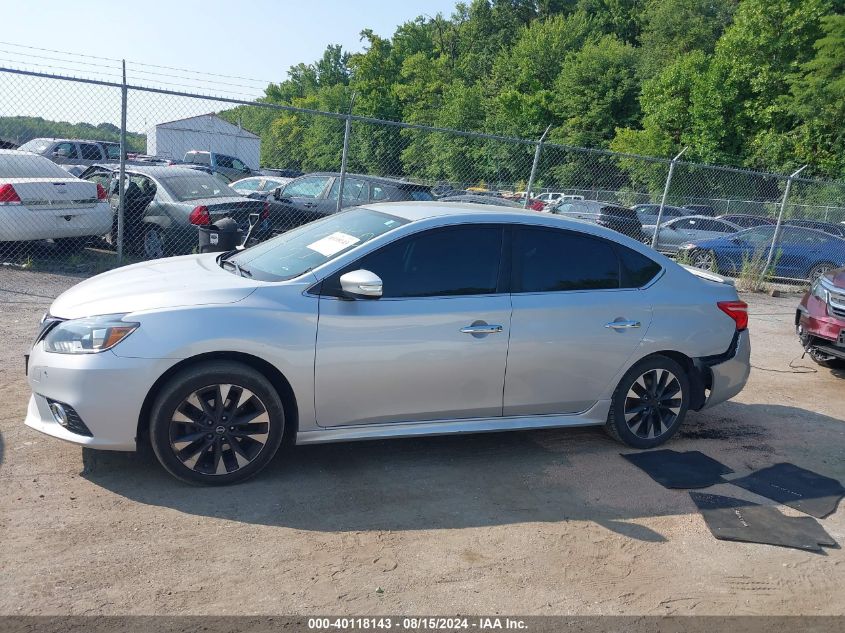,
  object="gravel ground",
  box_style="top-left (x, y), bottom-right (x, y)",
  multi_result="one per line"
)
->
top-left (1, 265), bottom-right (844, 616)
